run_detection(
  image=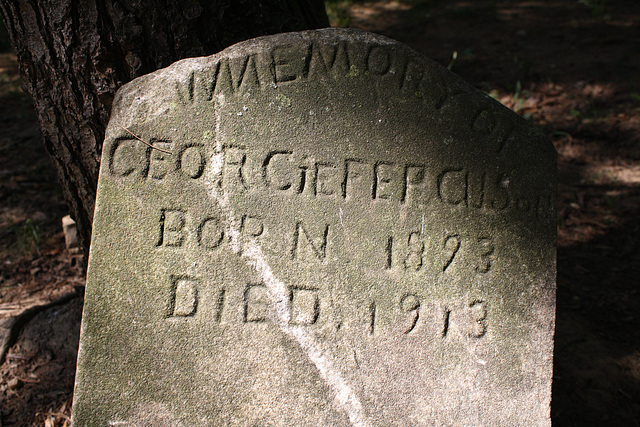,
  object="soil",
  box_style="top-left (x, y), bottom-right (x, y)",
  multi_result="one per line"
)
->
top-left (1, 0), bottom-right (640, 425)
